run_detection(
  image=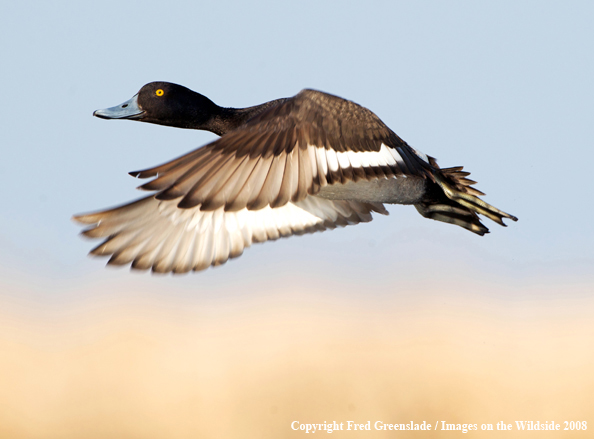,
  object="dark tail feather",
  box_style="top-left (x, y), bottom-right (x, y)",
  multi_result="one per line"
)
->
top-left (415, 166), bottom-right (518, 236)
top-left (415, 199), bottom-right (491, 236)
